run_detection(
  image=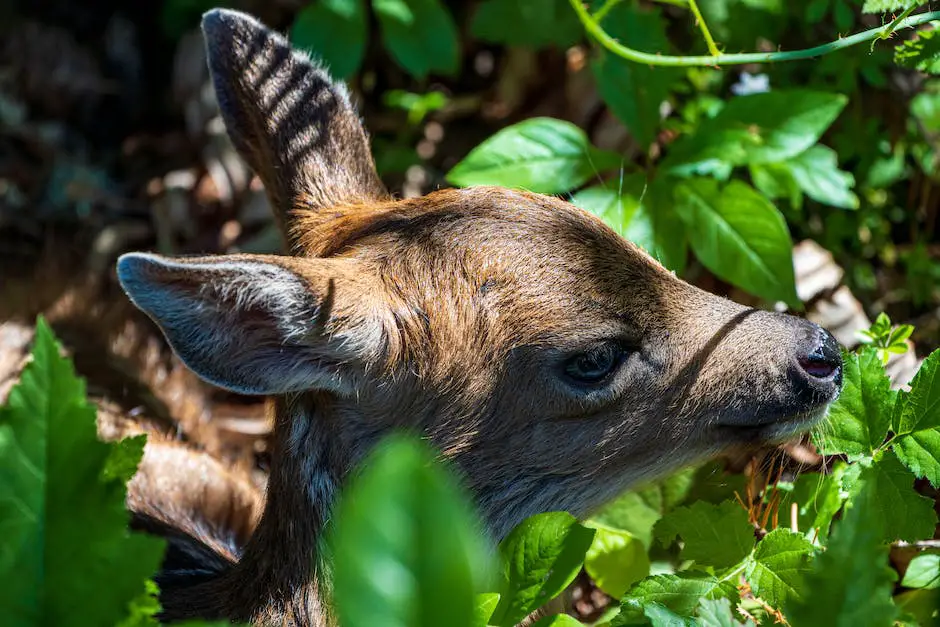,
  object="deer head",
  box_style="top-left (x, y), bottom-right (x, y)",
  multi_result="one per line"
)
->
top-left (116, 9), bottom-right (843, 625)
